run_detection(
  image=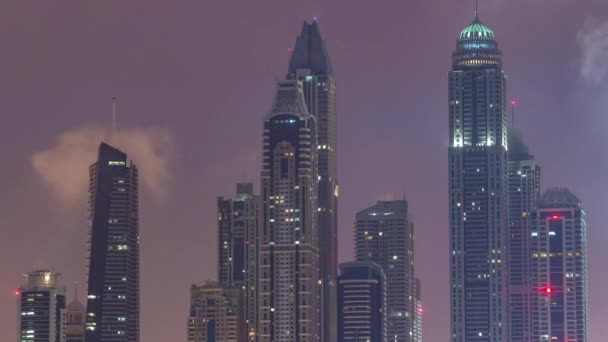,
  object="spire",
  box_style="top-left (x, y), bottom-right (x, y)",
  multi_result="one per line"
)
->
top-left (112, 96), bottom-right (117, 132)
top-left (475, 0), bottom-right (479, 18)
top-left (287, 19), bottom-right (333, 75)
